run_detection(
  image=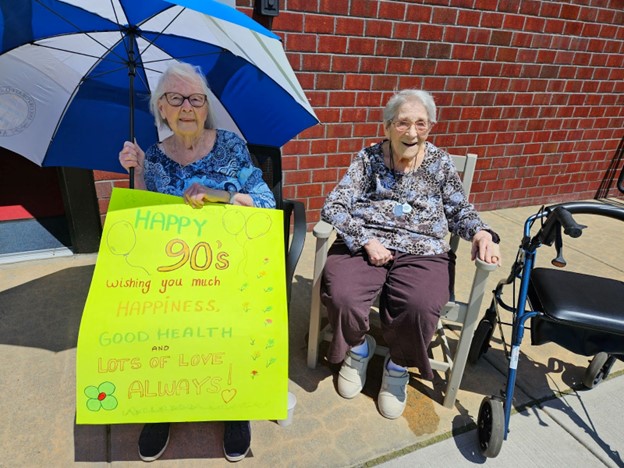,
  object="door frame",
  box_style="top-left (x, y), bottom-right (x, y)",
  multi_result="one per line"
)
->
top-left (58, 167), bottom-right (102, 253)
